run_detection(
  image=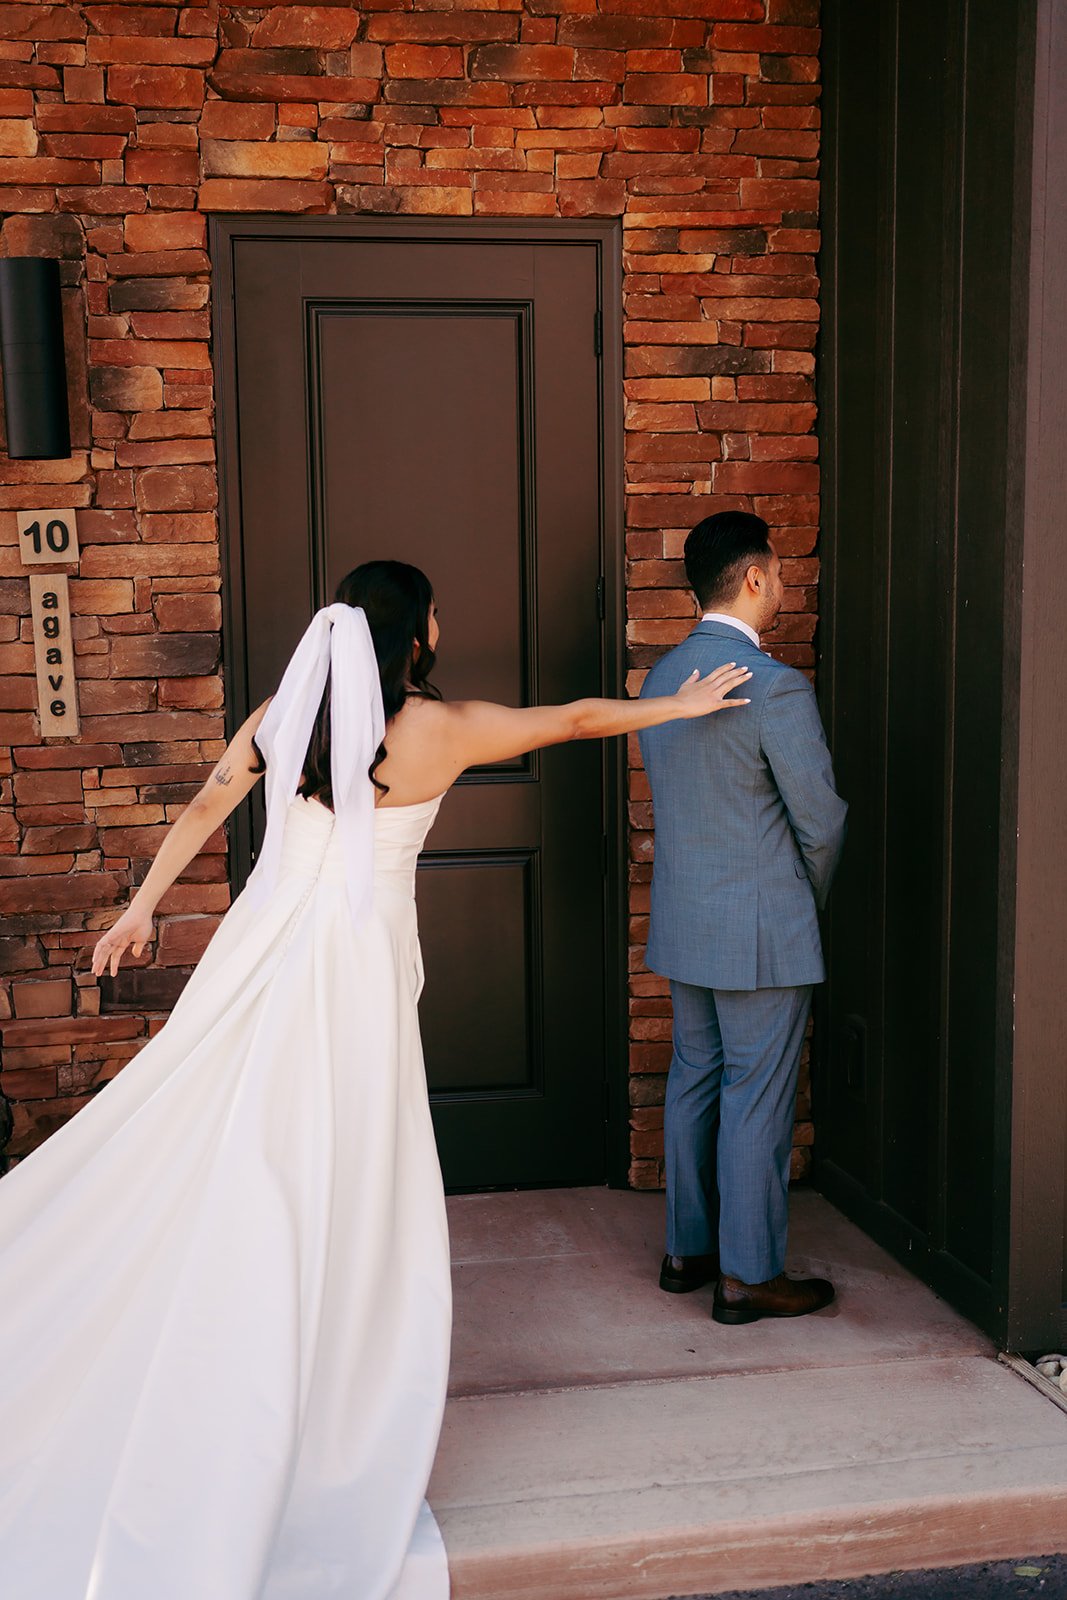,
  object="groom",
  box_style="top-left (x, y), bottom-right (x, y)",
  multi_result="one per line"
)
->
top-left (638, 512), bottom-right (847, 1325)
